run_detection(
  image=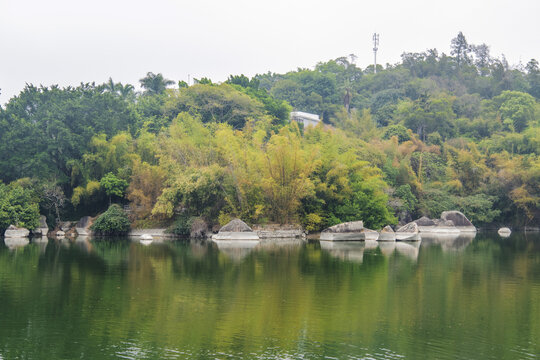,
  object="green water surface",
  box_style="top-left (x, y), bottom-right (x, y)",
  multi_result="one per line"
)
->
top-left (0, 233), bottom-right (539, 359)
